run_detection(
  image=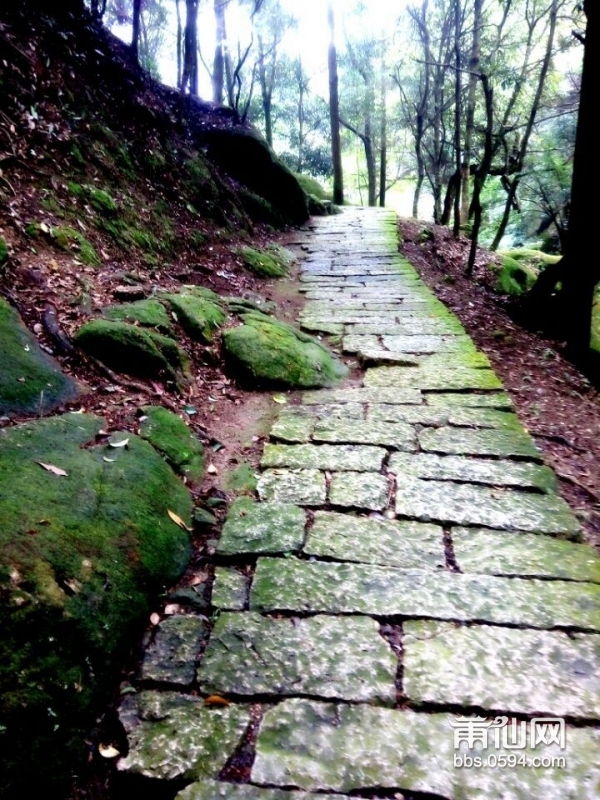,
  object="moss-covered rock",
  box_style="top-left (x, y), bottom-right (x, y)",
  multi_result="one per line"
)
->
top-left (236, 246), bottom-right (291, 278)
top-left (74, 319), bottom-right (190, 385)
top-left (307, 194), bottom-right (331, 216)
top-left (162, 291), bottom-right (226, 343)
top-left (0, 413), bottom-right (192, 796)
top-left (222, 313), bottom-right (348, 388)
top-left (52, 226), bottom-right (101, 266)
top-left (0, 297), bottom-right (80, 416)
top-left (200, 126), bottom-right (308, 225)
top-left (294, 173), bottom-right (331, 200)
top-left (496, 256), bottom-right (538, 296)
top-left (101, 297), bottom-right (172, 332)
top-left (139, 405), bottom-right (204, 483)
